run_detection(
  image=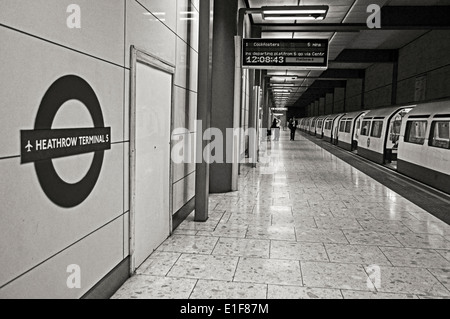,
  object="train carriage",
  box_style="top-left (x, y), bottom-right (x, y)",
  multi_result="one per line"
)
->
top-left (323, 113), bottom-right (345, 143)
top-left (357, 106), bottom-right (414, 164)
top-left (315, 115), bottom-right (328, 138)
top-left (306, 117), bottom-right (317, 135)
top-left (398, 100), bottom-right (450, 194)
top-left (337, 111), bottom-right (367, 151)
